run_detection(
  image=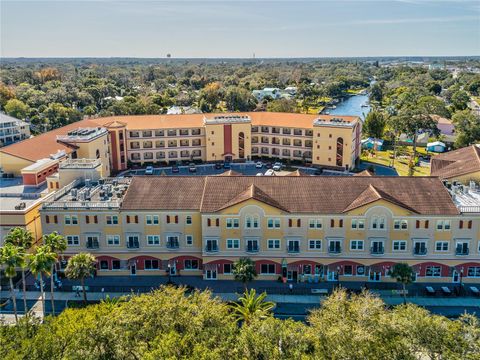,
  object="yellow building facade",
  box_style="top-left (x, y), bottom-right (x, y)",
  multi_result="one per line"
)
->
top-left (40, 176), bottom-right (480, 284)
